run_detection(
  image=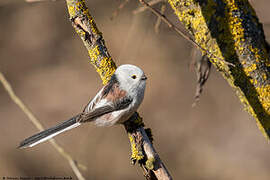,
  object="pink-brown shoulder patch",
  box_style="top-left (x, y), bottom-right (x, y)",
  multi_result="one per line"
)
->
top-left (105, 84), bottom-right (126, 102)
